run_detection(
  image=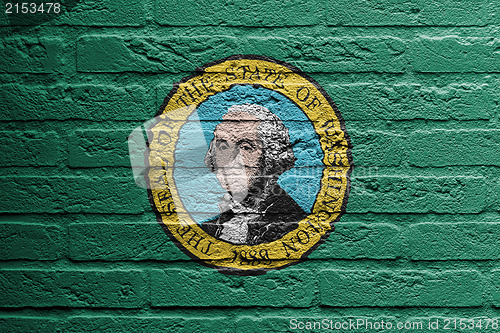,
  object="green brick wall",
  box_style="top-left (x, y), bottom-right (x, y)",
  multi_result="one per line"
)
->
top-left (1, 0), bottom-right (499, 331)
